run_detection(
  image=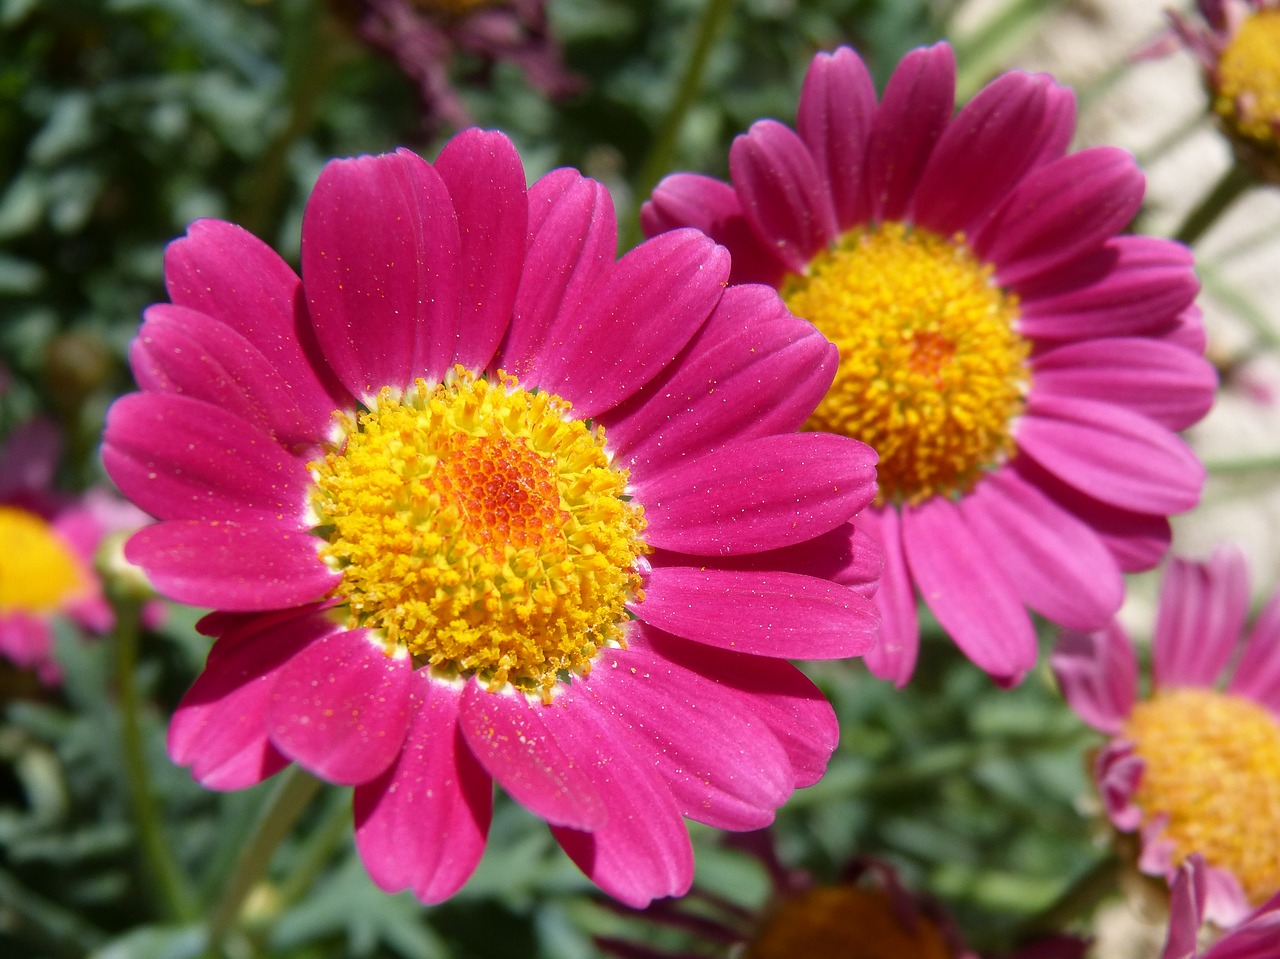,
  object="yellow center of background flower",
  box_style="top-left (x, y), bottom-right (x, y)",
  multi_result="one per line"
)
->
top-left (783, 222), bottom-right (1028, 506)
top-left (1216, 9), bottom-right (1280, 144)
top-left (744, 884), bottom-right (951, 959)
top-left (1124, 687), bottom-right (1280, 904)
top-left (0, 506), bottom-right (86, 616)
top-left (310, 368), bottom-right (647, 698)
